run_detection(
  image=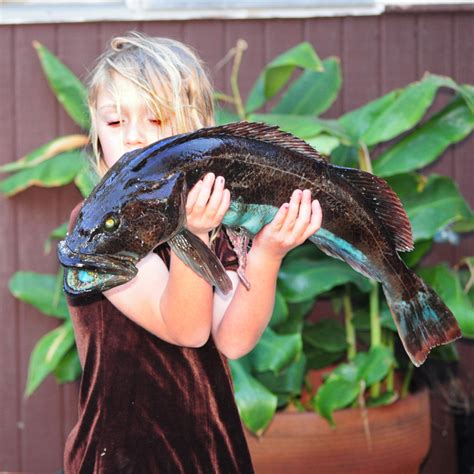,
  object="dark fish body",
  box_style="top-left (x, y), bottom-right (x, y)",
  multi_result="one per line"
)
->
top-left (58, 122), bottom-right (461, 366)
